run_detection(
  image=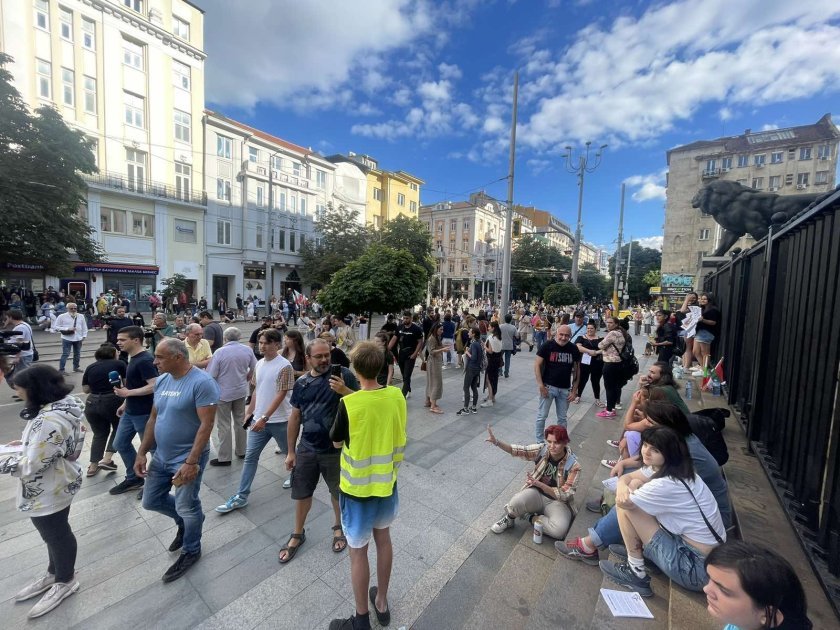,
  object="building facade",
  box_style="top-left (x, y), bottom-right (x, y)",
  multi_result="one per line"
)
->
top-left (0, 0), bottom-right (207, 308)
top-left (339, 153), bottom-right (423, 229)
top-left (663, 114), bottom-right (839, 283)
top-left (203, 111), bottom-right (336, 306)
